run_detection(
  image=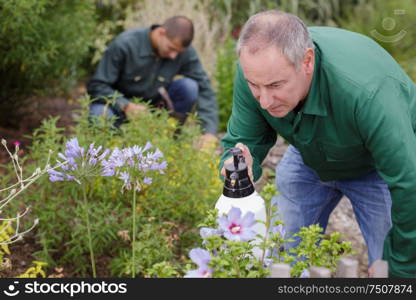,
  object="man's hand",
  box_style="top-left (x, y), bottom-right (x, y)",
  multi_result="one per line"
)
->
top-left (368, 260), bottom-right (389, 277)
top-left (221, 143), bottom-right (254, 182)
top-left (123, 102), bottom-right (147, 118)
top-left (368, 263), bottom-right (375, 278)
